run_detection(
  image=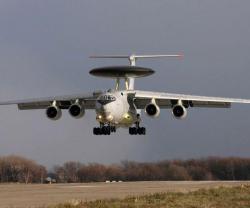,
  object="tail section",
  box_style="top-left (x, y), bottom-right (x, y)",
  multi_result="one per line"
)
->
top-left (90, 53), bottom-right (183, 66)
top-left (90, 53), bottom-right (183, 90)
